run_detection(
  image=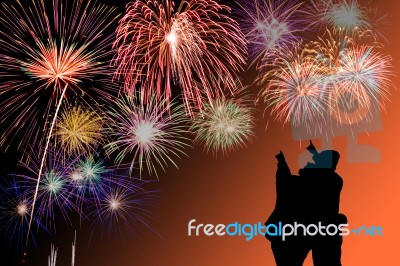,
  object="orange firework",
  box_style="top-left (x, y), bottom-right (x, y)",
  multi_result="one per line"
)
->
top-left (0, 0), bottom-right (118, 149)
